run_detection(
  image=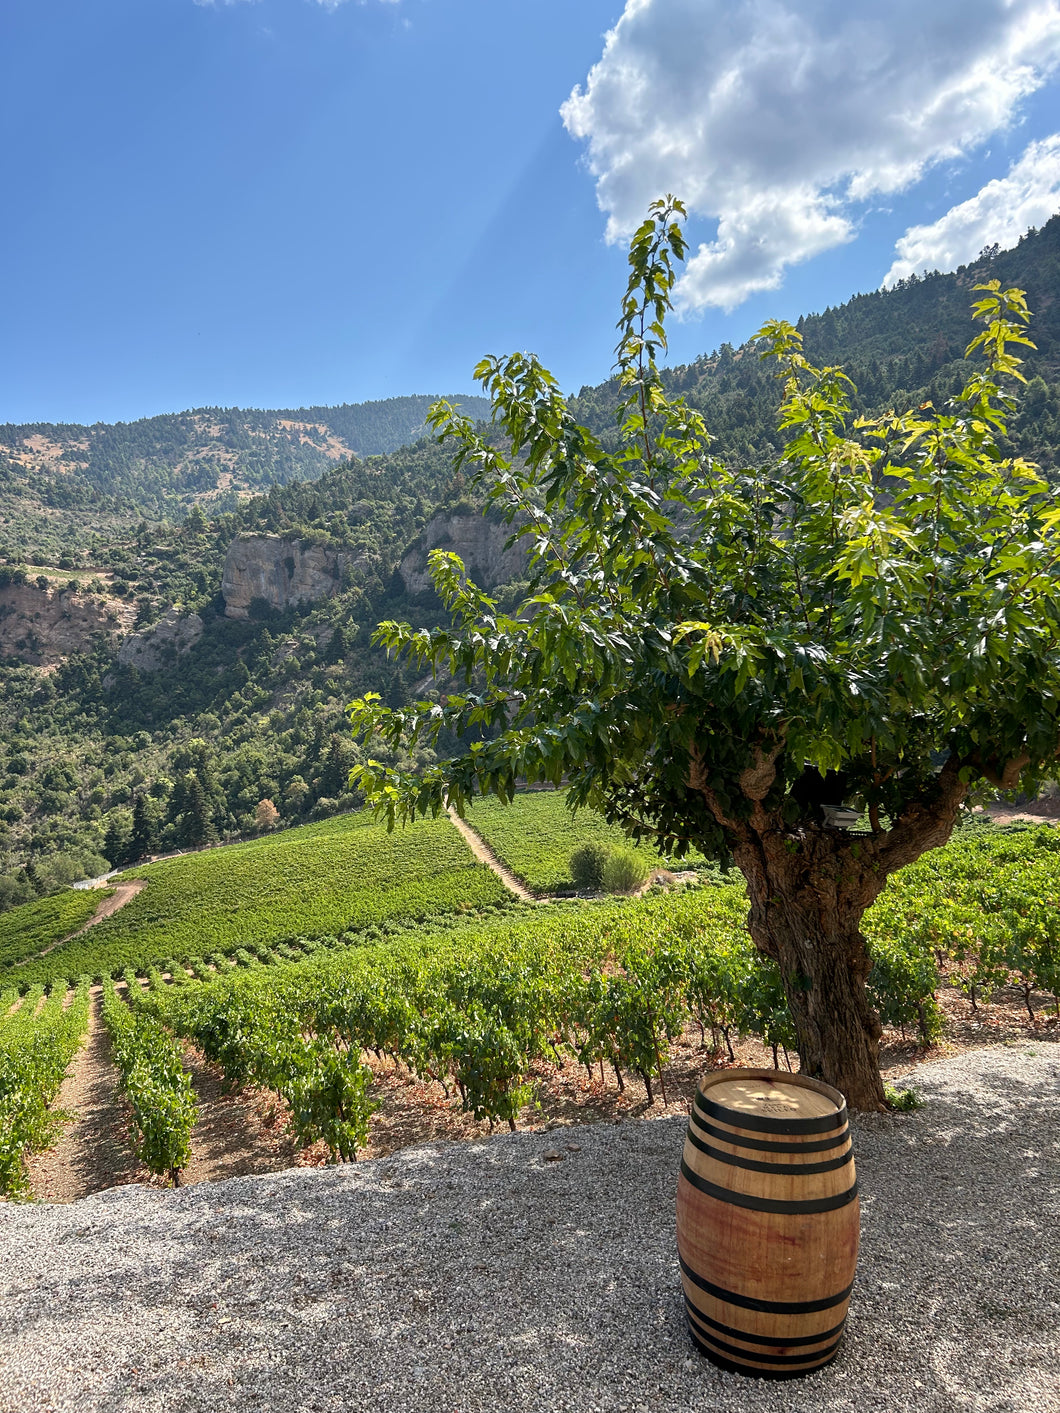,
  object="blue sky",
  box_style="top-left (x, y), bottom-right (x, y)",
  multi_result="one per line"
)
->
top-left (3, 0), bottom-right (1060, 426)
